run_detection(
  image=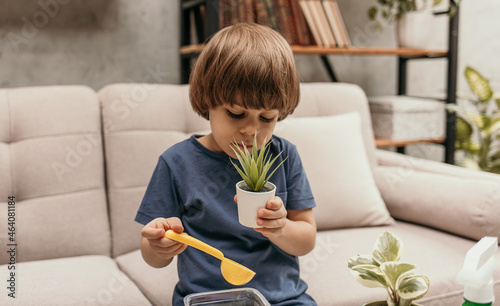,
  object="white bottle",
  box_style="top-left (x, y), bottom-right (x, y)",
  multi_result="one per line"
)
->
top-left (457, 236), bottom-right (498, 305)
